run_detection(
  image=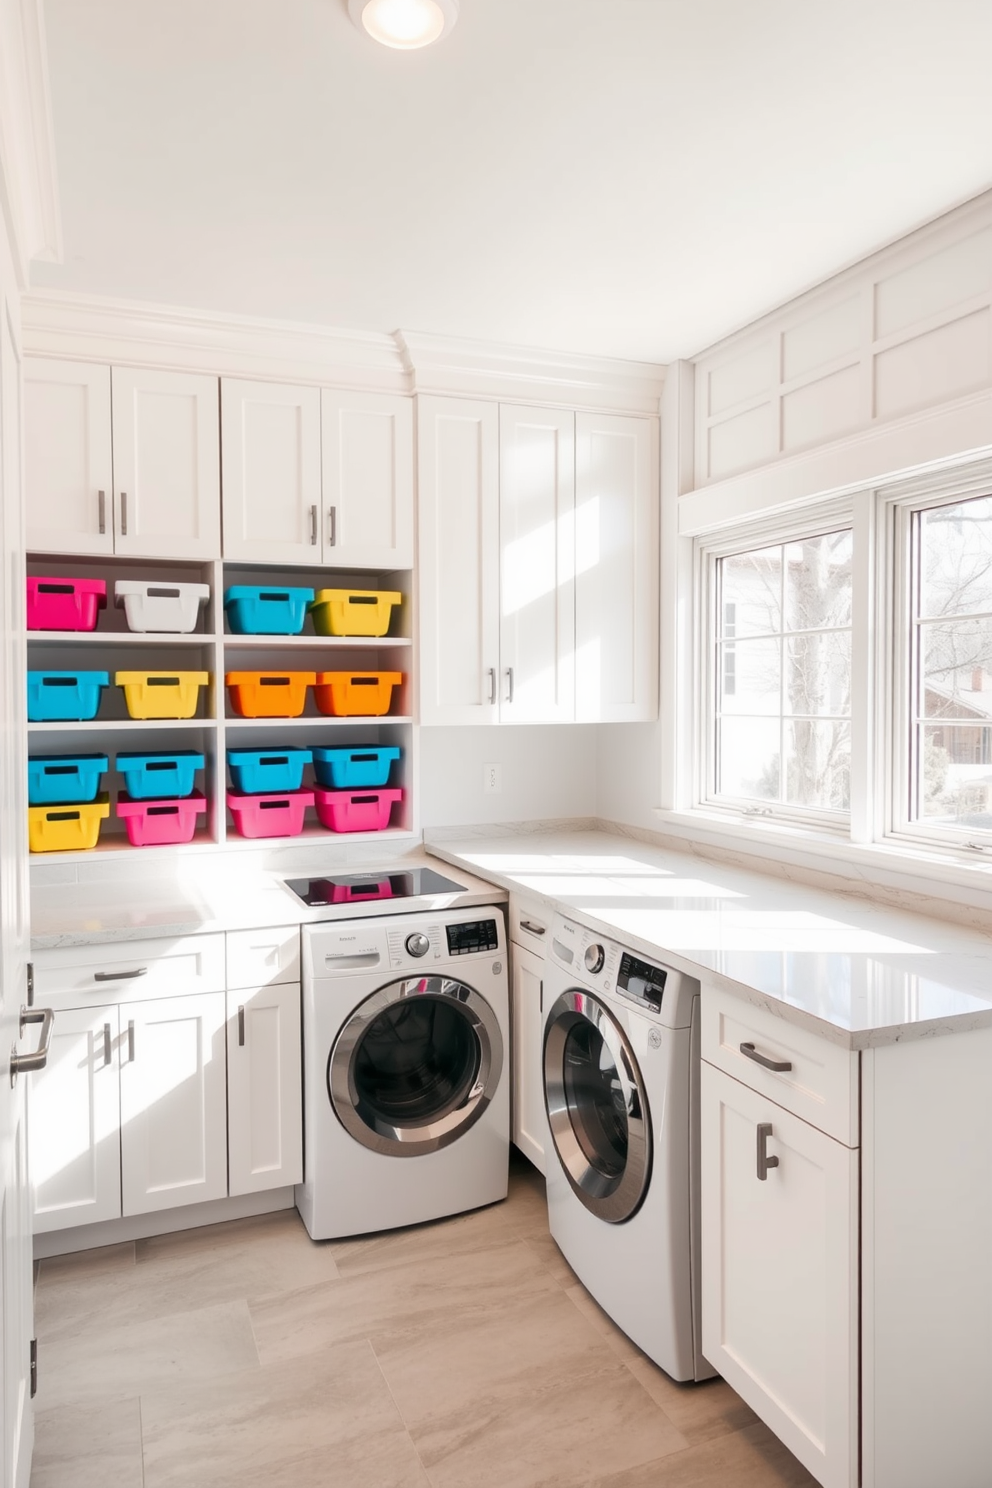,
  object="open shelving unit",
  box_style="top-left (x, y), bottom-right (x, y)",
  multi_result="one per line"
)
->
top-left (26, 553), bottom-right (416, 857)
